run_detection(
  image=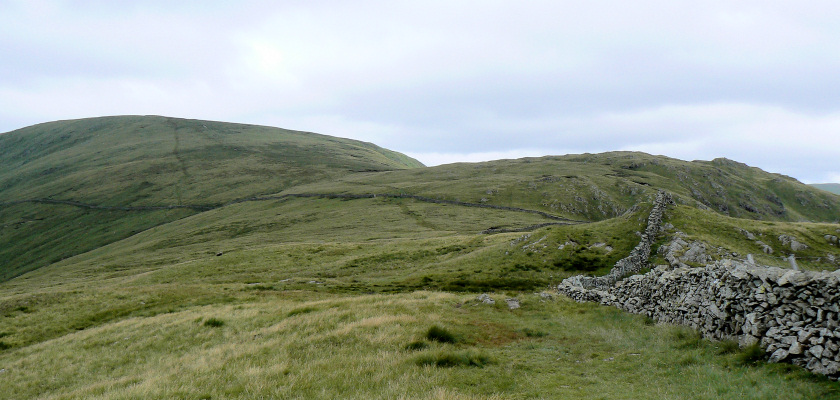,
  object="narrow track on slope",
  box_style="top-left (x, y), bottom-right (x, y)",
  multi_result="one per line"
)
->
top-left (1, 193), bottom-right (587, 224)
